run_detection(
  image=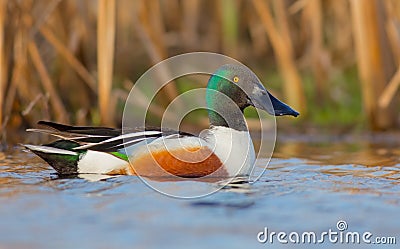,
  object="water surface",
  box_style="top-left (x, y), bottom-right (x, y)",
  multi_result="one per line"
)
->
top-left (0, 135), bottom-right (399, 249)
